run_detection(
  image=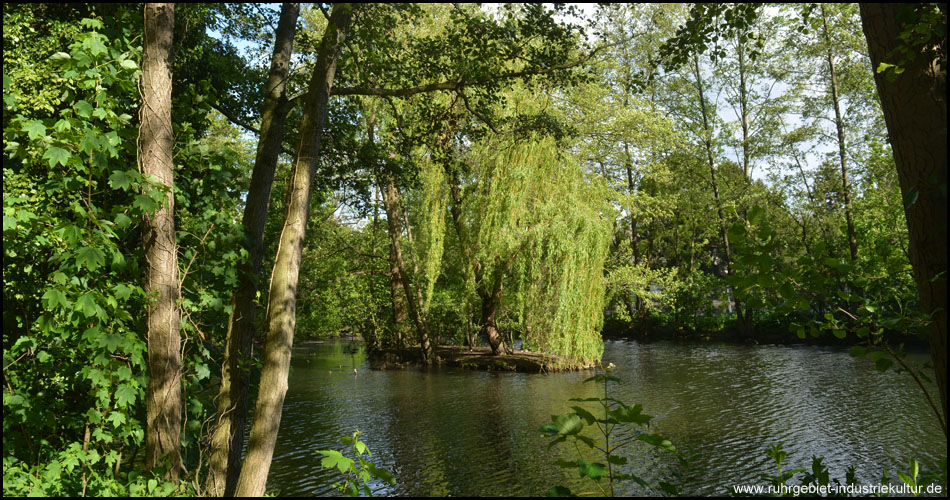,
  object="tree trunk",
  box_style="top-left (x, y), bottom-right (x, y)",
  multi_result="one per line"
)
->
top-left (822, 4), bottom-right (859, 263)
top-left (860, 3), bottom-right (947, 431)
top-left (140, 2), bottom-right (181, 482)
top-left (387, 223), bottom-right (410, 349)
top-left (692, 53), bottom-right (749, 335)
top-left (447, 173), bottom-right (509, 355)
top-left (624, 148), bottom-right (644, 320)
top-left (737, 36), bottom-right (751, 181)
top-left (233, 5), bottom-right (353, 496)
top-left (479, 268), bottom-right (509, 356)
top-left (206, 3), bottom-right (299, 496)
top-left (380, 174), bottom-right (434, 364)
